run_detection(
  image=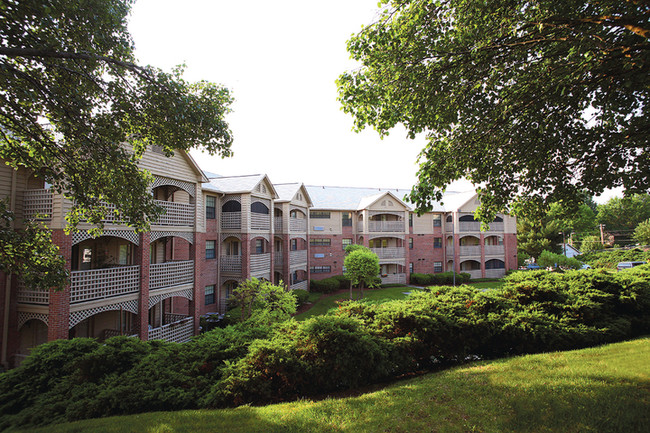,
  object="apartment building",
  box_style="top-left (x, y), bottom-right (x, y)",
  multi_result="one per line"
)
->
top-left (0, 151), bottom-right (516, 368)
